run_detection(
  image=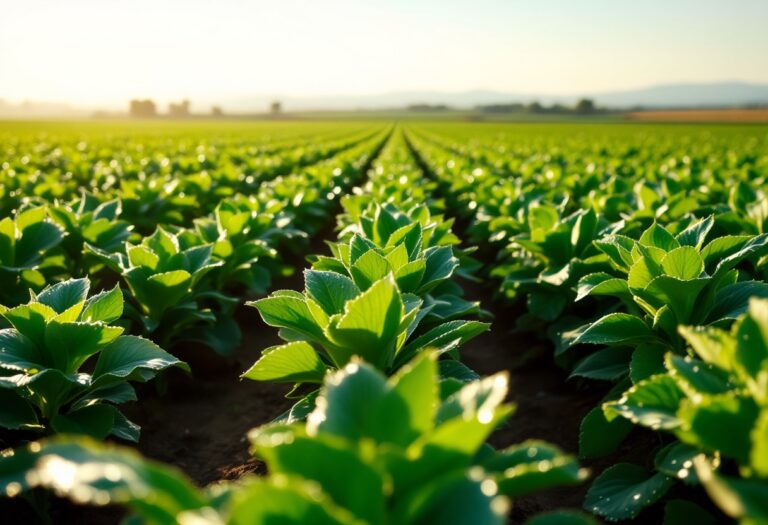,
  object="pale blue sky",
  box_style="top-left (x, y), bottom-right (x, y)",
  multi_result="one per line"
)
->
top-left (1, 0), bottom-right (767, 107)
